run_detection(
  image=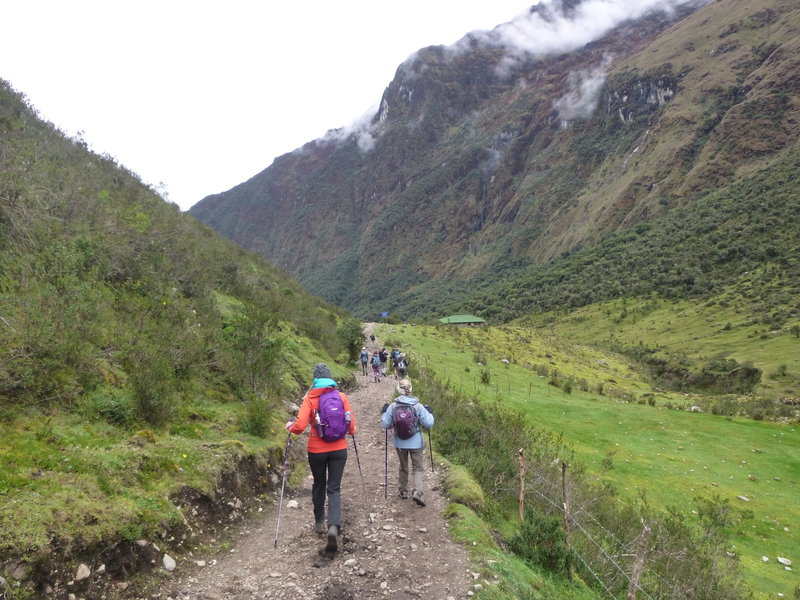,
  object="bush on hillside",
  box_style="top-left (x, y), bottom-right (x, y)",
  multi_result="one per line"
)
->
top-left (337, 318), bottom-right (365, 363)
top-left (510, 510), bottom-right (571, 573)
